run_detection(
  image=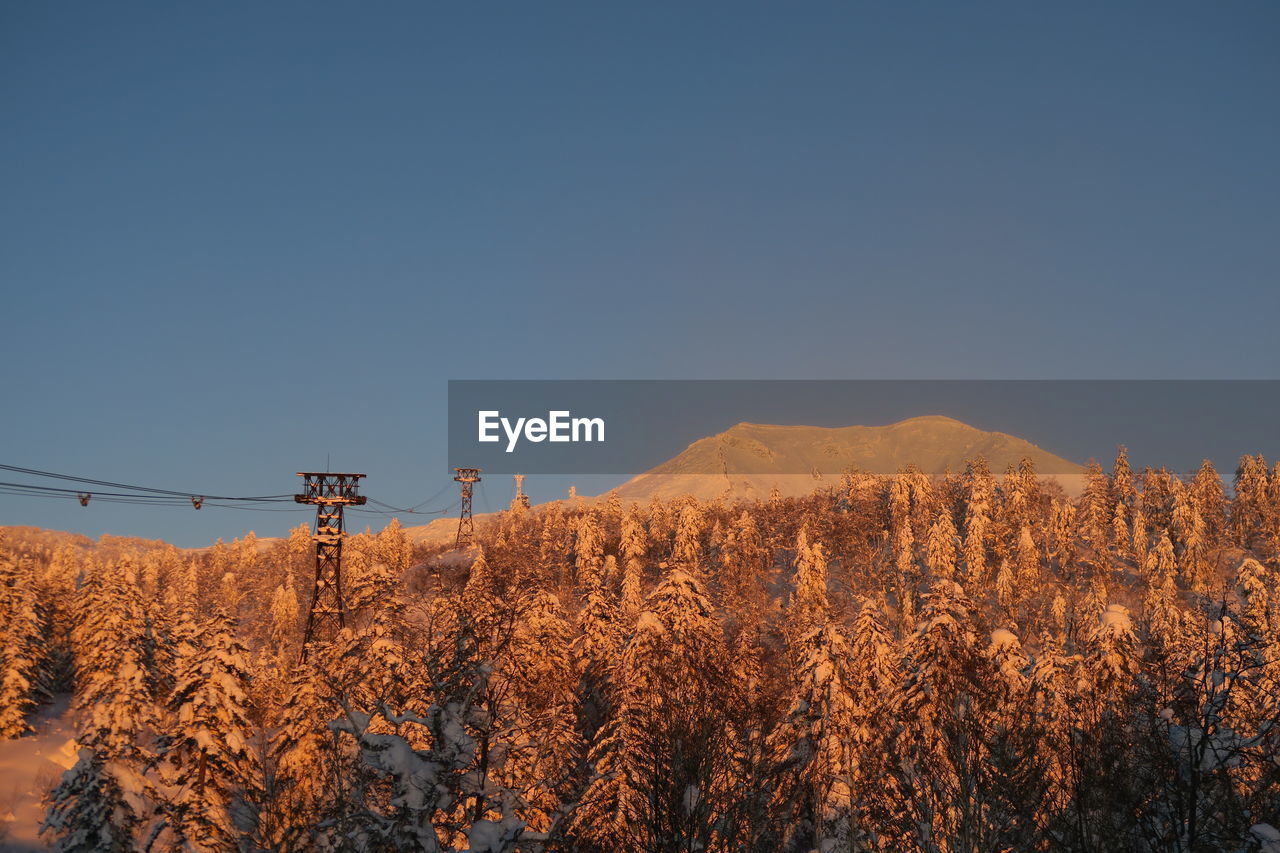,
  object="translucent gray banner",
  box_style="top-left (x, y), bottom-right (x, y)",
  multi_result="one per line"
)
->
top-left (447, 380), bottom-right (1280, 482)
